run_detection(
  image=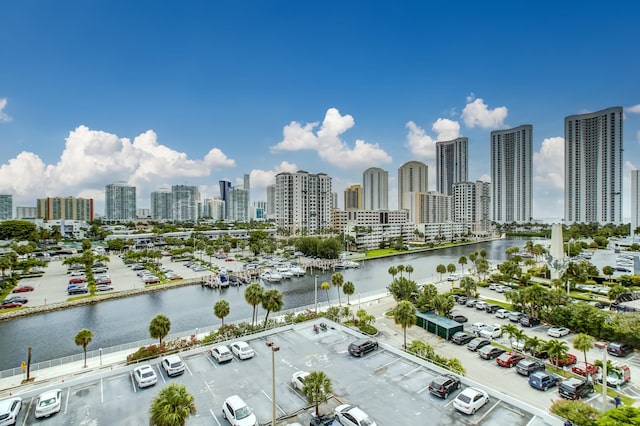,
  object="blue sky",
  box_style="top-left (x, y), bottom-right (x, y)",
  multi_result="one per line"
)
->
top-left (1, 1), bottom-right (639, 220)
